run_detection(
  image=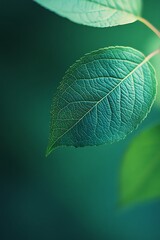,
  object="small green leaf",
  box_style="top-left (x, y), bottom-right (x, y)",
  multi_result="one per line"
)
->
top-left (34, 0), bottom-right (142, 27)
top-left (46, 46), bottom-right (157, 156)
top-left (120, 125), bottom-right (160, 207)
